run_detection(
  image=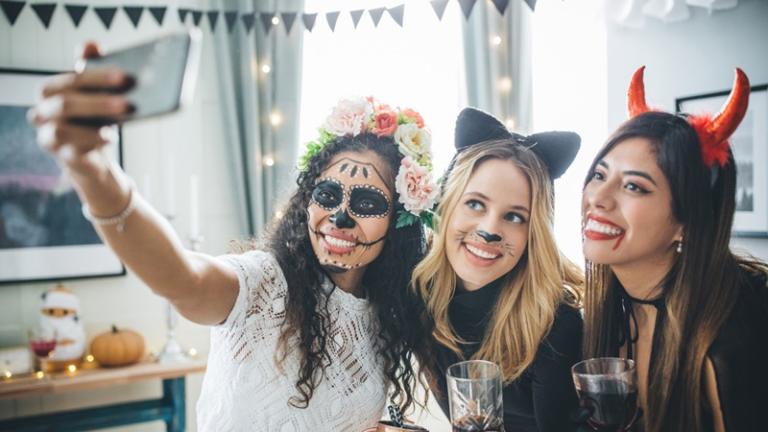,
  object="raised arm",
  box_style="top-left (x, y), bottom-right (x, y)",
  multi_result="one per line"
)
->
top-left (29, 42), bottom-right (238, 325)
